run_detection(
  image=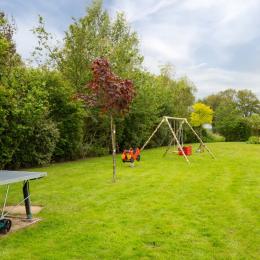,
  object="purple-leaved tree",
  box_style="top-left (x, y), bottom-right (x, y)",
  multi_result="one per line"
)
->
top-left (78, 58), bottom-right (135, 181)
